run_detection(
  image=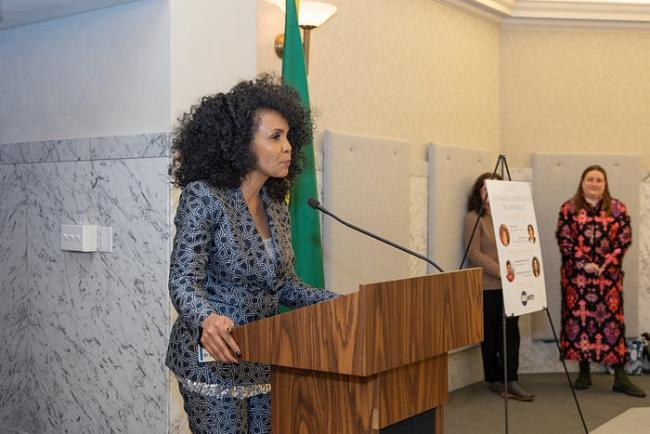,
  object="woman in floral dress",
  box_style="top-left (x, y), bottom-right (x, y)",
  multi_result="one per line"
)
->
top-left (556, 165), bottom-right (644, 397)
